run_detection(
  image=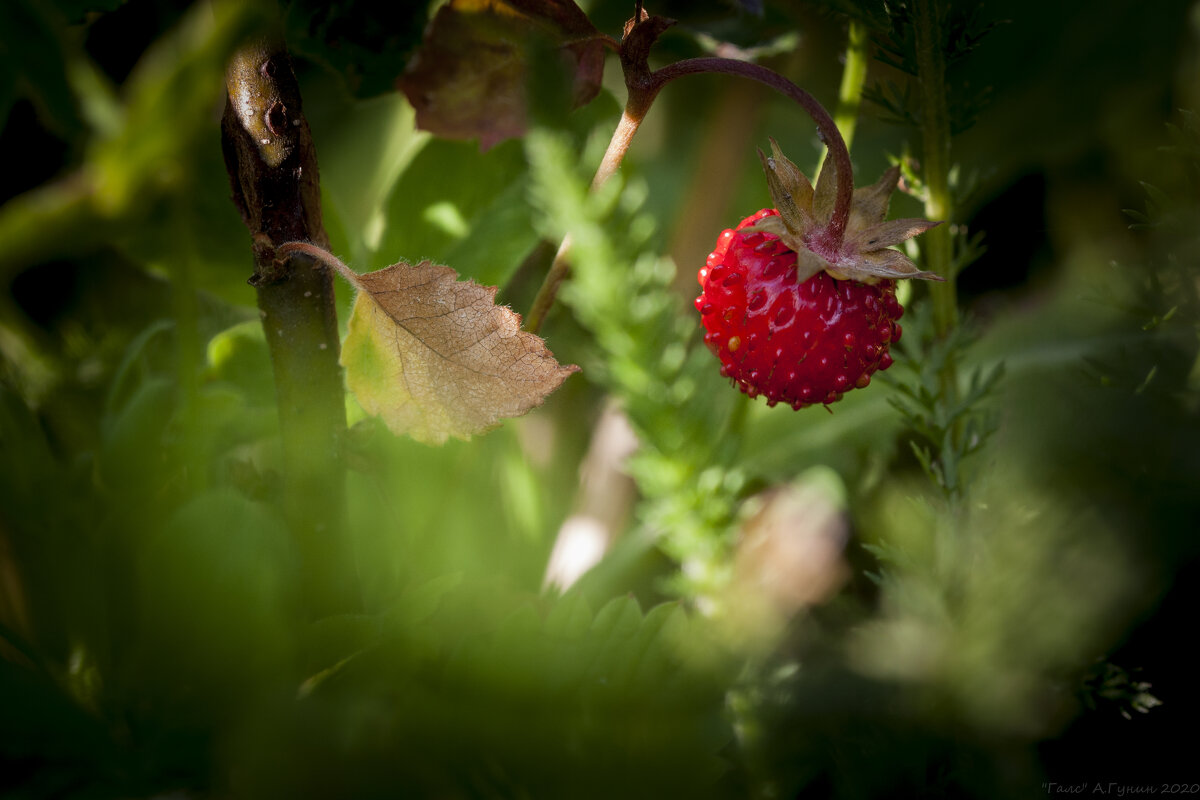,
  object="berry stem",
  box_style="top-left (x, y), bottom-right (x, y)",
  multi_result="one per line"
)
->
top-left (649, 57), bottom-right (854, 245)
top-left (524, 20), bottom-right (856, 331)
top-left (592, 99), bottom-right (650, 189)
